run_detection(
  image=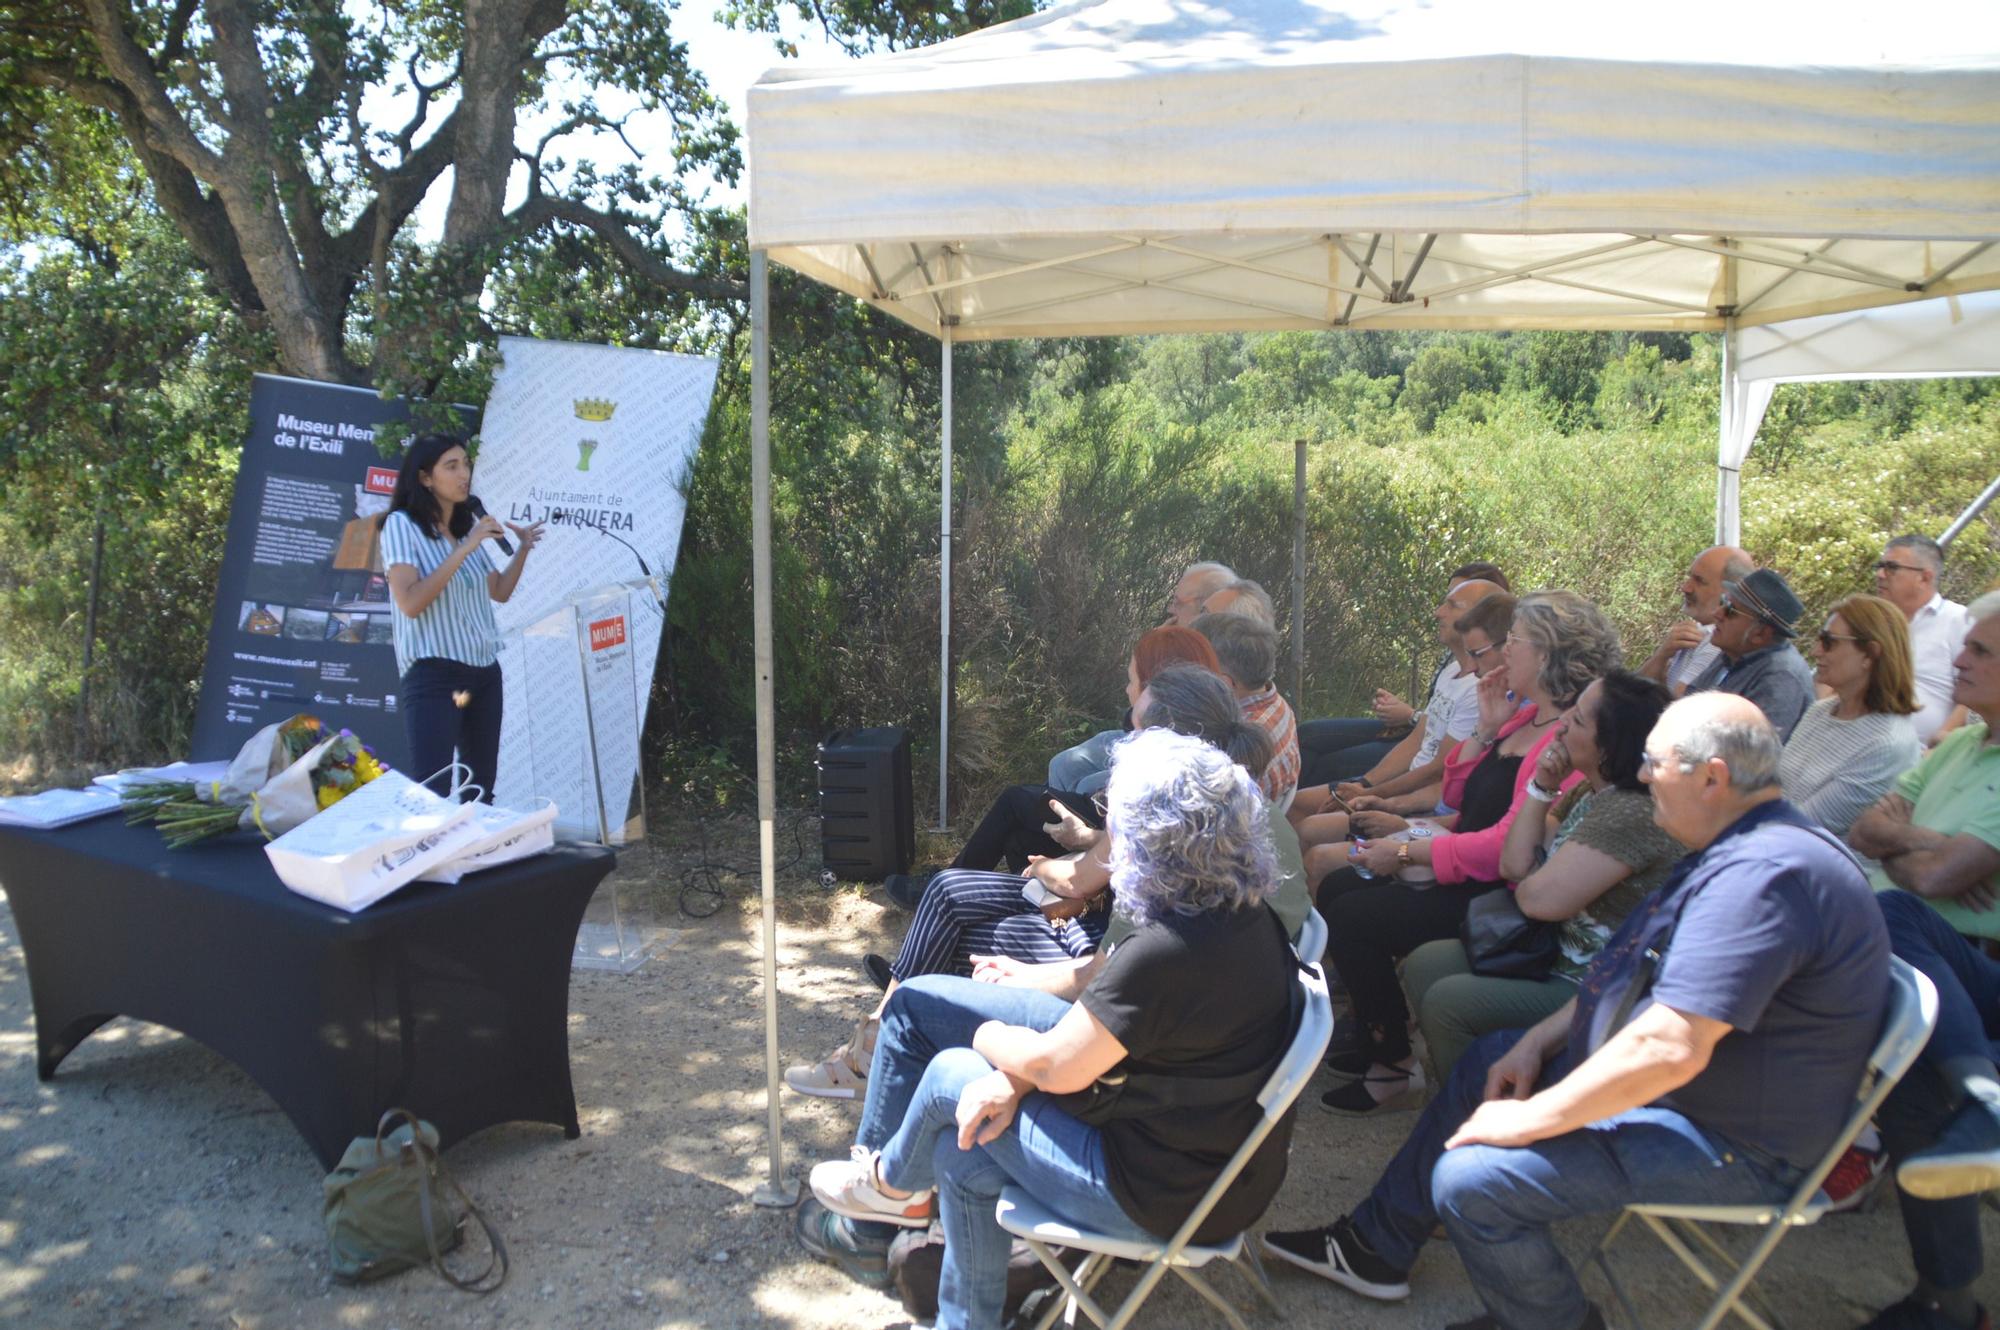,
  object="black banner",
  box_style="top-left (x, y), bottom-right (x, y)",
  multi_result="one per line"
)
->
top-left (192, 375), bottom-right (469, 768)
